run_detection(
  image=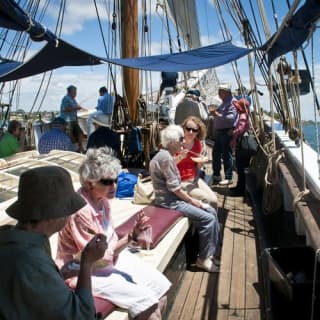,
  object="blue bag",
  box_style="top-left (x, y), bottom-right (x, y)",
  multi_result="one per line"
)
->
top-left (116, 172), bottom-right (138, 198)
